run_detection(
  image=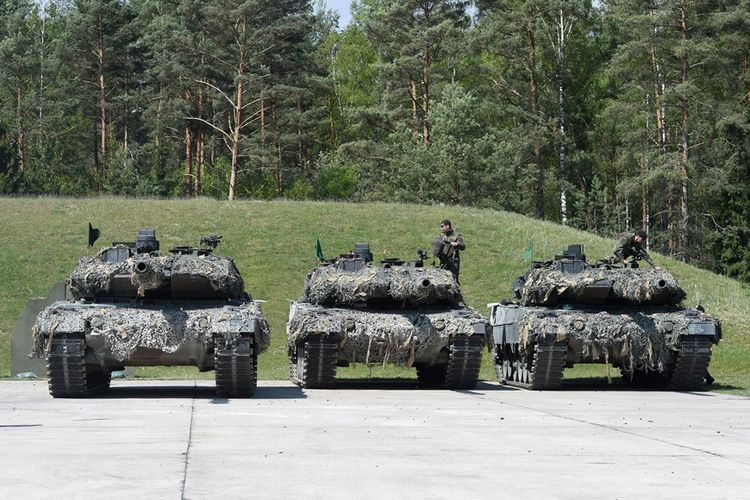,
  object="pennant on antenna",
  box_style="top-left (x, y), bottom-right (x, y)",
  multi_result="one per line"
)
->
top-left (88, 223), bottom-right (101, 247)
